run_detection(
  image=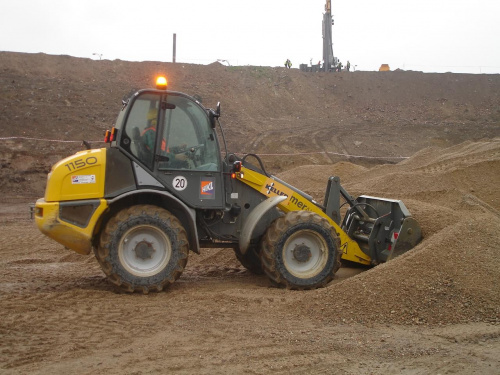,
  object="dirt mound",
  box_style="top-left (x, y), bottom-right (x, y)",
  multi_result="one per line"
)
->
top-left (306, 210), bottom-right (500, 324)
